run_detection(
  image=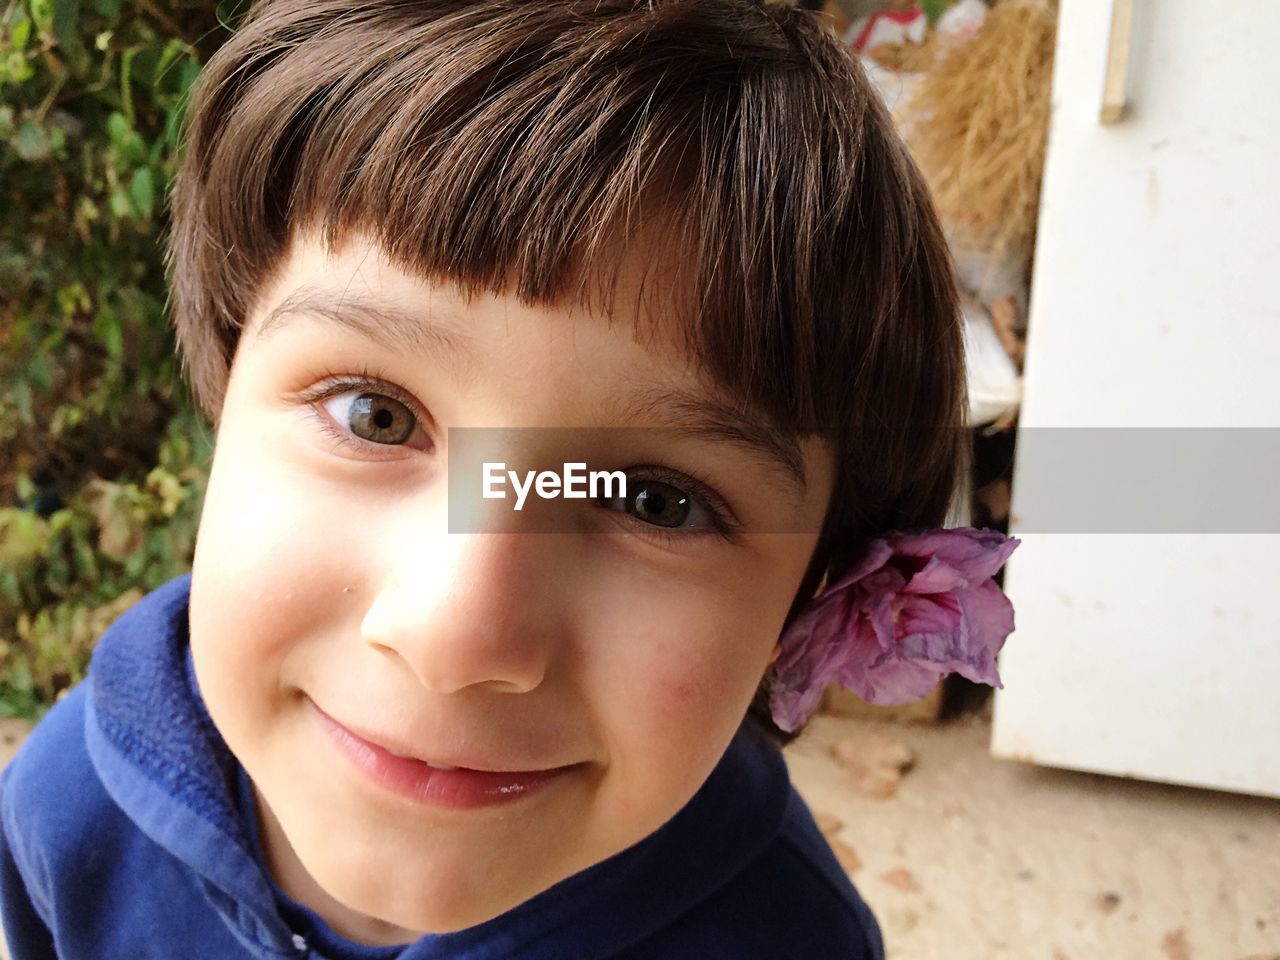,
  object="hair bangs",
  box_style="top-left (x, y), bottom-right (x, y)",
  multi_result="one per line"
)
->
top-left (172, 0), bottom-right (931, 442)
